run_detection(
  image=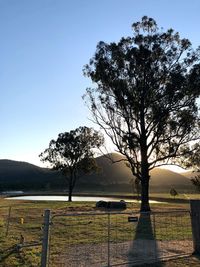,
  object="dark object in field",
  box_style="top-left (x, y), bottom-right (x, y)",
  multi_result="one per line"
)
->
top-left (96, 200), bottom-right (107, 208)
top-left (96, 200), bottom-right (126, 209)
